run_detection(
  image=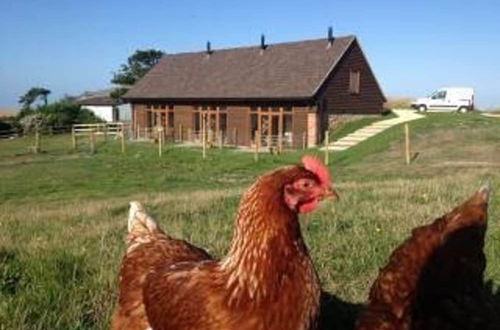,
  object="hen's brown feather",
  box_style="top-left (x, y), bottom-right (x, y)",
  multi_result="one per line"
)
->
top-left (111, 202), bottom-right (211, 330)
top-left (356, 186), bottom-right (491, 330)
